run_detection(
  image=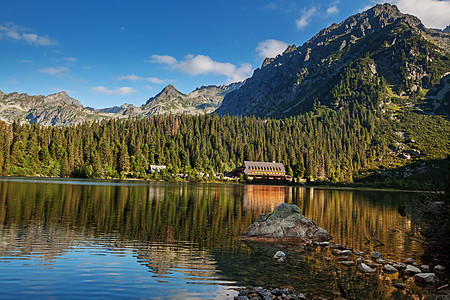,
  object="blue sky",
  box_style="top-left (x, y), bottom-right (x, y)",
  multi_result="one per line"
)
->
top-left (1, 0), bottom-right (449, 108)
